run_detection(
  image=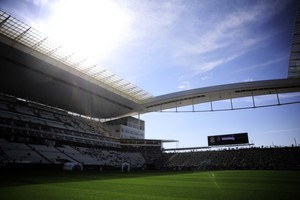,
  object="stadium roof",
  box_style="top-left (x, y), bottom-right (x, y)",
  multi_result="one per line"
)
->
top-left (1, 9), bottom-right (300, 119)
top-left (0, 10), bottom-right (153, 103)
top-left (142, 78), bottom-right (300, 113)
